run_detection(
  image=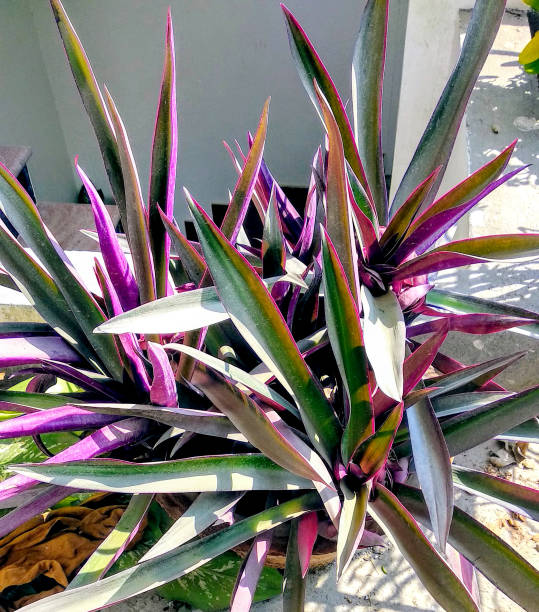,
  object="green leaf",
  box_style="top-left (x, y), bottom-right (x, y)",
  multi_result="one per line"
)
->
top-left (391, 0), bottom-right (506, 215)
top-left (221, 98), bottom-right (270, 244)
top-left (148, 10), bottom-right (177, 298)
top-left (141, 492), bottom-right (243, 561)
top-left (321, 231), bottom-right (372, 463)
top-left (395, 356), bottom-right (528, 455)
top-left (352, 0), bottom-right (389, 223)
top-left (158, 551), bottom-right (283, 612)
top-left (0, 167), bottom-right (121, 379)
top-left (369, 483), bottom-right (478, 611)
top-left (0, 432), bottom-right (78, 480)
top-left (429, 234), bottom-right (539, 260)
top-left (161, 212), bottom-right (206, 285)
top-left (76, 402), bottom-right (244, 441)
top-left (394, 483), bottom-right (539, 611)
top-left (283, 518), bottom-right (306, 611)
top-left (452, 464), bottom-right (539, 521)
top-left (346, 162), bottom-right (379, 234)
top-left (426, 288), bottom-right (539, 340)
top-left (0, 390), bottom-right (72, 410)
top-left (282, 5), bottom-right (372, 204)
top-left (432, 391), bottom-right (513, 418)
top-left (164, 343), bottom-right (299, 417)
top-left (406, 397), bottom-right (453, 552)
top-left (49, 0), bottom-right (126, 226)
top-left (336, 481), bottom-right (368, 580)
top-left (441, 385), bottom-right (539, 456)
top-left (353, 403), bottom-right (402, 478)
top-left (68, 494), bottom-right (153, 588)
top-left (193, 367), bottom-right (334, 485)
top-left (10, 454), bottom-right (315, 493)
top-left (315, 83), bottom-right (360, 302)
top-left (104, 87), bottom-right (156, 304)
top-left (94, 273), bottom-right (304, 335)
top-left (380, 167), bottom-right (440, 250)
top-left (186, 195), bottom-right (340, 464)
top-left (497, 418), bottom-right (539, 443)
top-left (360, 286), bottom-right (405, 401)
top-left (18, 492), bottom-right (321, 611)
top-left (0, 322), bottom-right (50, 337)
top-left (425, 351), bottom-right (526, 398)
top-left (220, 99), bottom-right (270, 243)
top-left (262, 186), bottom-right (286, 278)
top-left (407, 140), bottom-right (516, 233)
